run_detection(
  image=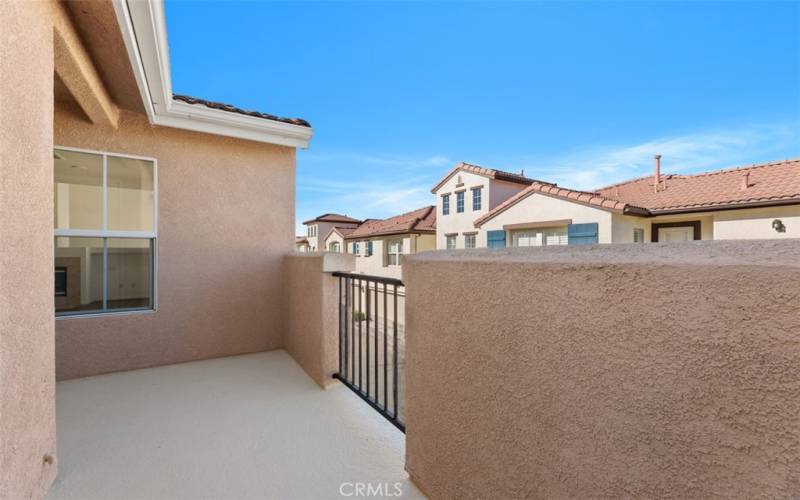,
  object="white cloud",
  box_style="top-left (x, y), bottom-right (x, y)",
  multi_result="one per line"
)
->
top-left (516, 123), bottom-right (799, 190)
